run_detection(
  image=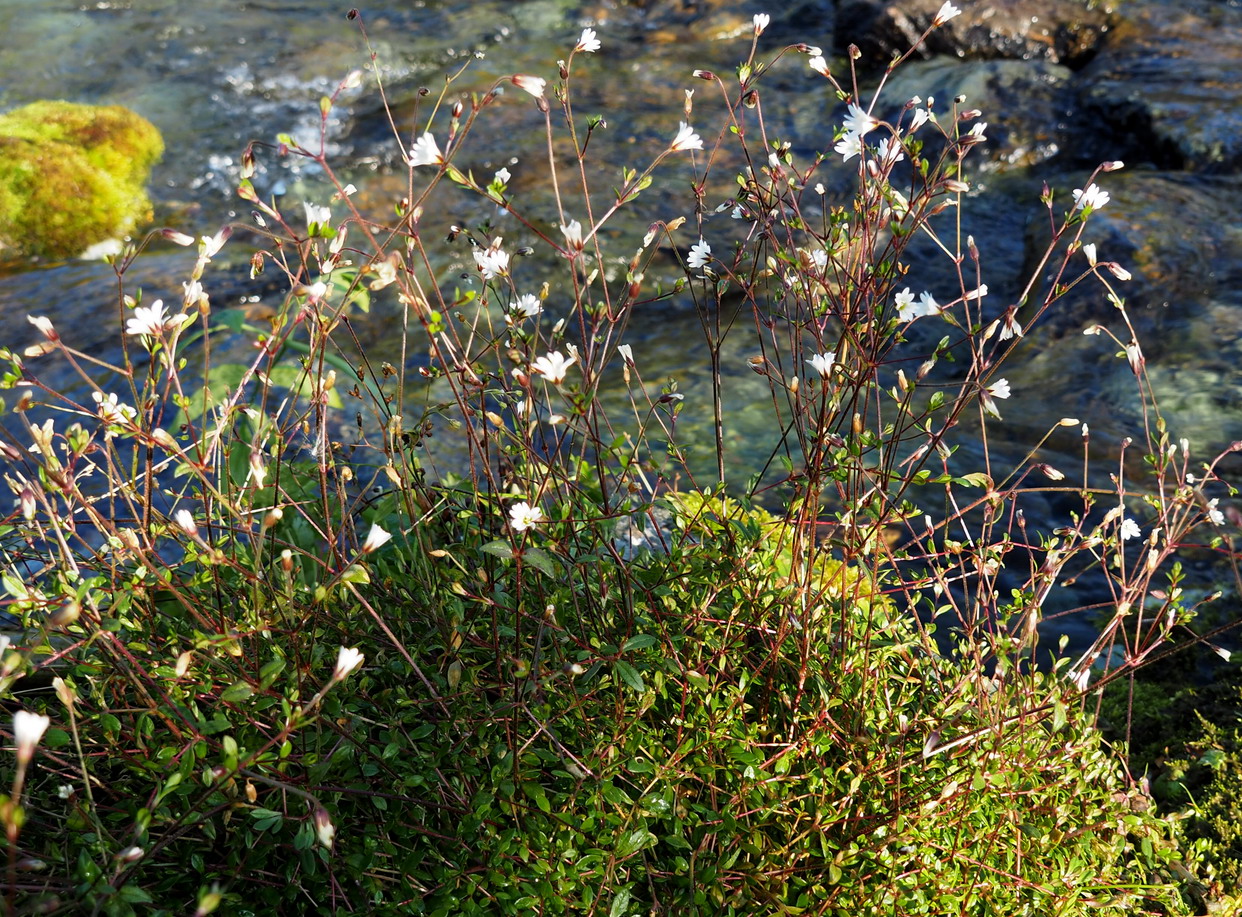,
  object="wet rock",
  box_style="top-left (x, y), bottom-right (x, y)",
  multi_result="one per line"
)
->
top-left (1005, 172), bottom-right (1242, 458)
top-left (1077, 0), bottom-right (1242, 172)
top-left (879, 56), bottom-right (1077, 171)
top-left (835, 0), bottom-right (1112, 68)
top-left (1023, 172), bottom-right (1242, 341)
